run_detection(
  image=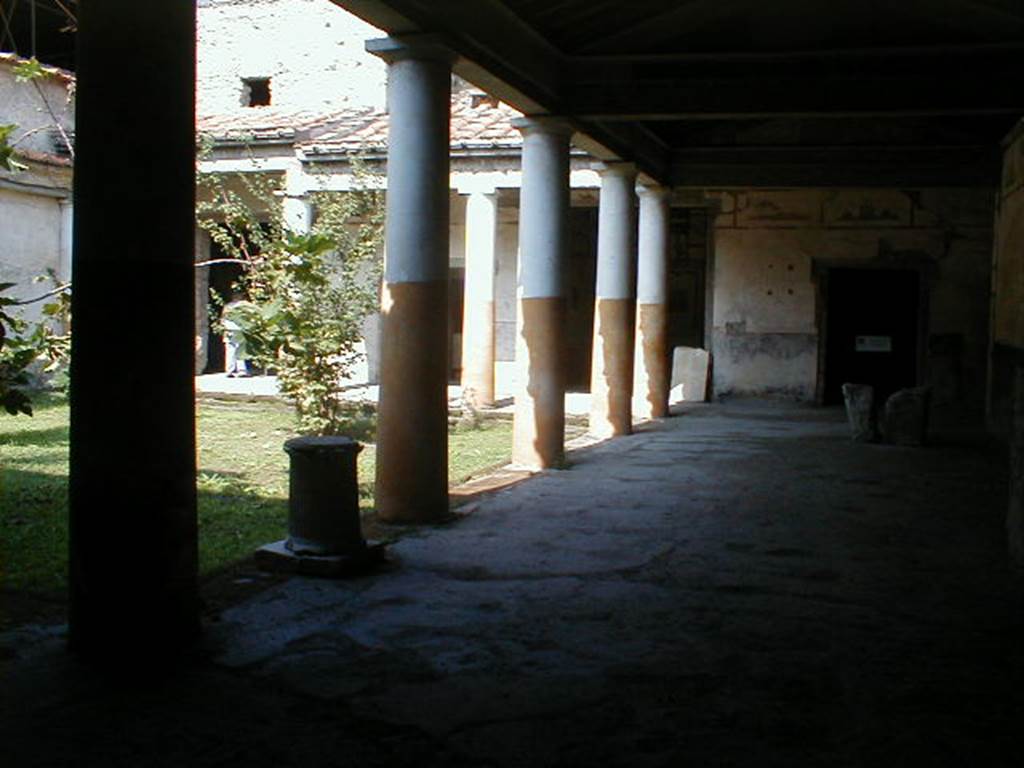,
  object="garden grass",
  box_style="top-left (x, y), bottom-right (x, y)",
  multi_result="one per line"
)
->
top-left (1, 395), bottom-right (518, 600)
